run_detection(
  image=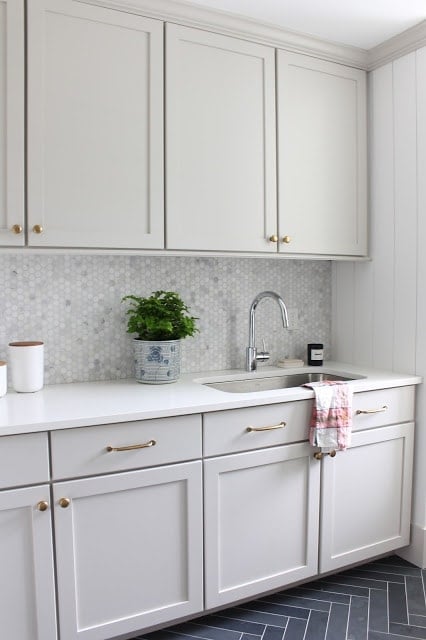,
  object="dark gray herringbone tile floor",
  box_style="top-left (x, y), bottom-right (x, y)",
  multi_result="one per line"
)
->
top-left (135, 556), bottom-right (426, 640)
